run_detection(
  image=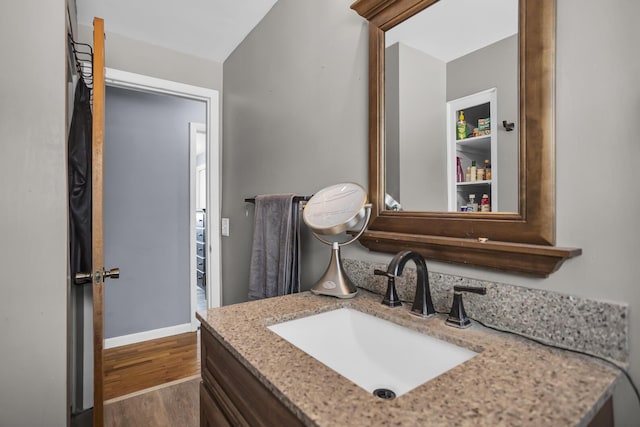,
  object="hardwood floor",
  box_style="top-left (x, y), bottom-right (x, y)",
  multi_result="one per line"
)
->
top-left (104, 331), bottom-right (200, 401)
